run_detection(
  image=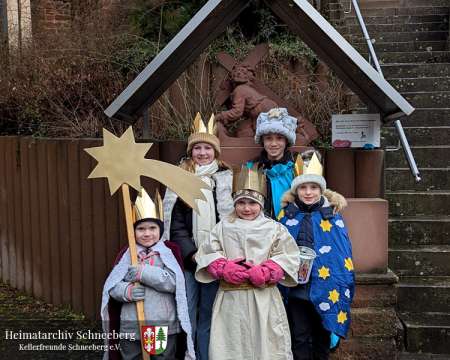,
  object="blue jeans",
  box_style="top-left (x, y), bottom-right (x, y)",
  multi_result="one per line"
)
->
top-left (184, 270), bottom-right (199, 340)
top-left (184, 270), bottom-right (218, 360)
top-left (197, 280), bottom-right (219, 360)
